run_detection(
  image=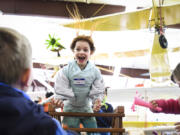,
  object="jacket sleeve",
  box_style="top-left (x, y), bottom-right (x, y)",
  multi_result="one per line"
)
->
top-left (54, 69), bottom-right (74, 100)
top-left (89, 68), bottom-right (105, 103)
top-left (151, 99), bottom-right (180, 114)
top-left (34, 114), bottom-right (75, 135)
